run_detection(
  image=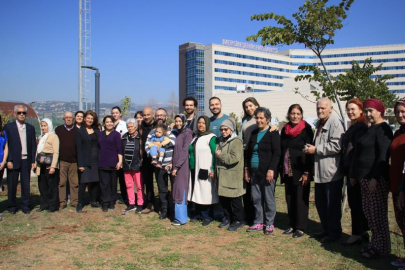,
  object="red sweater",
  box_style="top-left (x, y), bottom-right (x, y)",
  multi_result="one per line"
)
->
top-left (389, 130), bottom-right (405, 193)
